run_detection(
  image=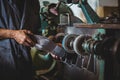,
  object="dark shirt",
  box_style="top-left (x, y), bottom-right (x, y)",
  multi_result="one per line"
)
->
top-left (15, 0), bottom-right (25, 18)
top-left (0, 0), bottom-right (41, 80)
